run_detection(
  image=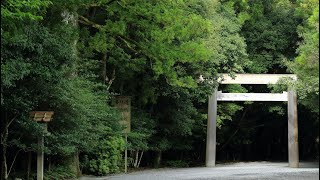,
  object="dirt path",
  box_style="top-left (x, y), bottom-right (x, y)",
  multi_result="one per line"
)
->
top-left (80, 161), bottom-right (319, 180)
